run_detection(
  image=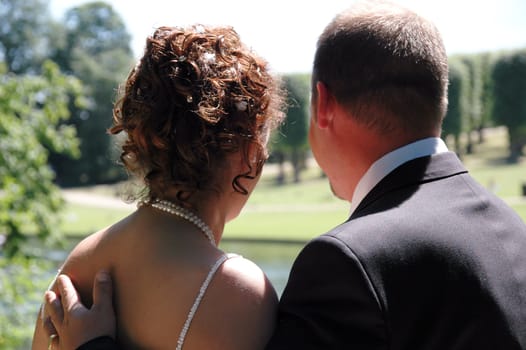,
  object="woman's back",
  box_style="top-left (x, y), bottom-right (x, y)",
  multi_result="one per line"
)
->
top-left (54, 207), bottom-right (277, 349)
